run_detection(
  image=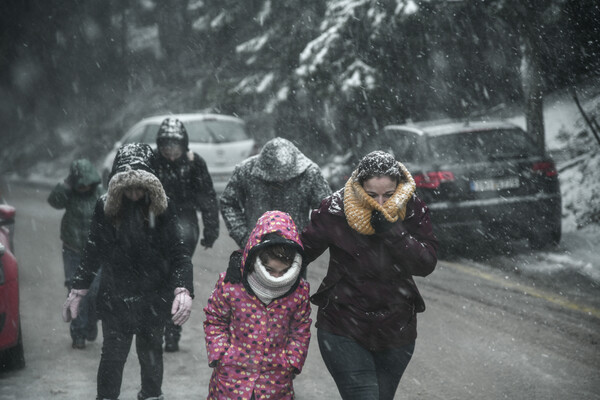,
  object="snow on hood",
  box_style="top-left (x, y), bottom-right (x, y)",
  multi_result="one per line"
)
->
top-left (250, 137), bottom-right (314, 182)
